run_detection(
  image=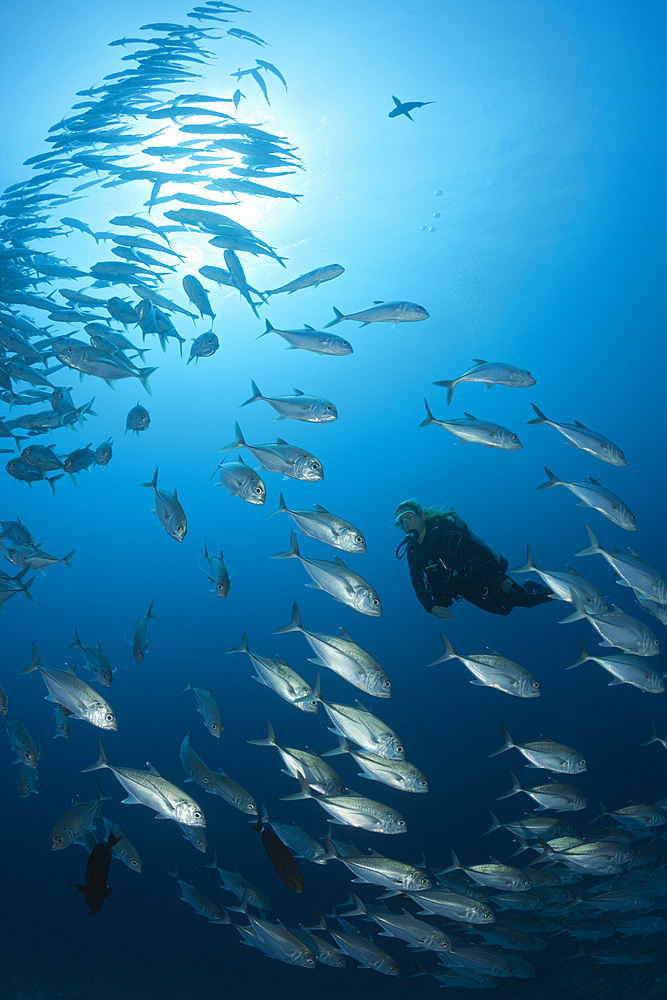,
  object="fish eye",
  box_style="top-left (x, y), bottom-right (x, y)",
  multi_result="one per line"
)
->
top-left (105, 714), bottom-right (114, 722)
top-left (397, 819), bottom-right (406, 827)
top-left (579, 759), bottom-right (586, 766)
top-left (24, 750), bottom-right (31, 759)
top-left (419, 779), bottom-right (428, 787)
top-left (193, 811), bottom-right (202, 819)
top-left (372, 599), bottom-right (380, 606)
top-left (310, 462), bottom-right (320, 470)
top-left (254, 487), bottom-right (263, 494)
top-left (396, 745), bottom-right (404, 755)
top-left (532, 681), bottom-right (540, 689)
top-left (131, 860), bottom-right (139, 867)
top-left (210, 723), bottom-right (218, 731)
top-left (420, 877), bottom-right (429, 885)
top-left (383, 680), bottom-right (391, 688)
